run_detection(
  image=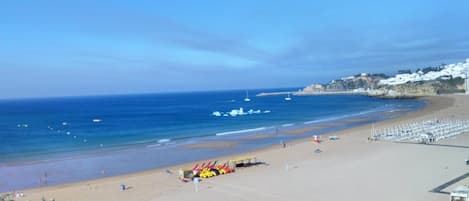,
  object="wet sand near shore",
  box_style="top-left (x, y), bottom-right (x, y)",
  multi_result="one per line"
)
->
top-left (239, 133), bottom-right (273, 140)
top-left (180, 141), bottom-right (240, 150)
